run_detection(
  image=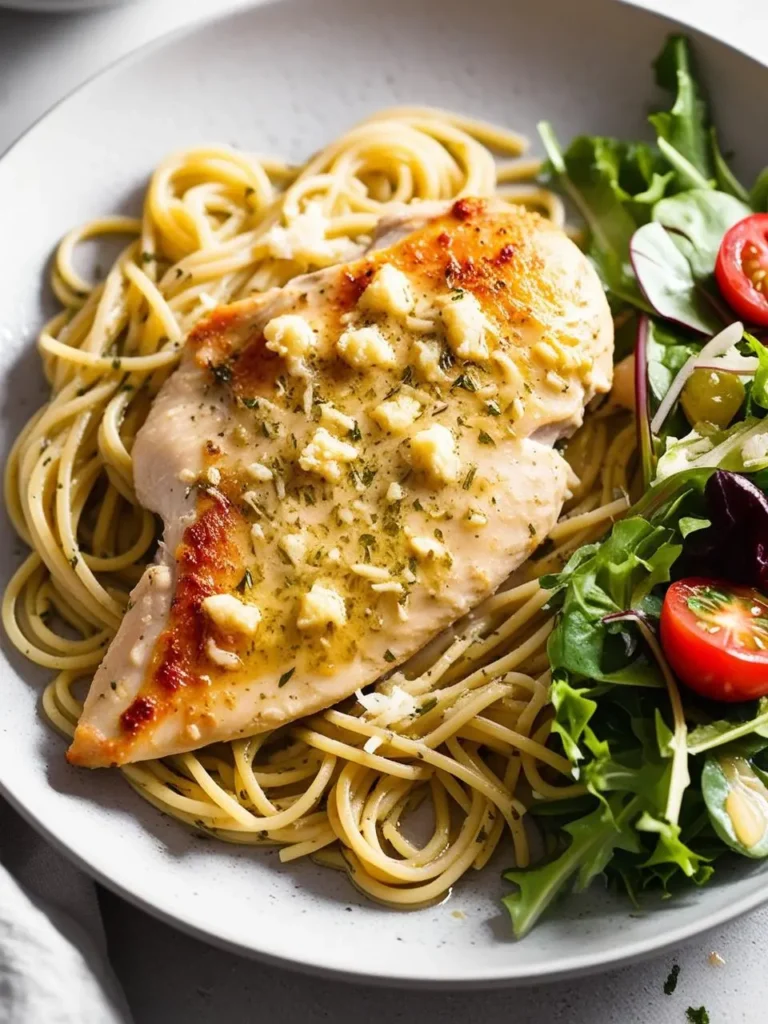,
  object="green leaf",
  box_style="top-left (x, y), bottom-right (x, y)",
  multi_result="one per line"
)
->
top-left (538, 123), bottom-right (653, 311)
top-left (652, 188), bottom-right (750, 279)
top-left (710, 127), bottom-right (750, 203)
top-left (636, 813), bottom-right (712, 880)
top-left (502, 796), bottom-right (642, 938)
top-left (688, 699), bottom-right (768, 755)
top-left (630, 221), bottom-right (721, 334)
top-left (750, 168), bottom-right (768, 212)
top-left (546, 516), bottom-right (684, 688)
top-left (701, 754), bottom-right (768, 858)
top-left (656, 417), bottom-right (768, 481)
top-left (678, 516), bottom-right (710, 538)
top-left (650, 35), bottom-right (713, 185)
top-left (549, 678), bottom-right (597, 763)
top-left (747, 334), bottom-right (768, 410)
